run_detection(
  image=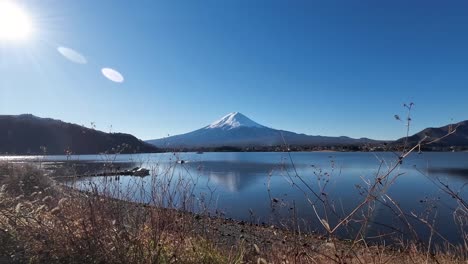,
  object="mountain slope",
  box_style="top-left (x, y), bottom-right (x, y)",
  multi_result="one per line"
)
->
top-left (394, 120), bottom-right (468, 147)
top-left (0, 114), bottom-right (159, 155)
top-left (147, 112), bottom-right (376, 148)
